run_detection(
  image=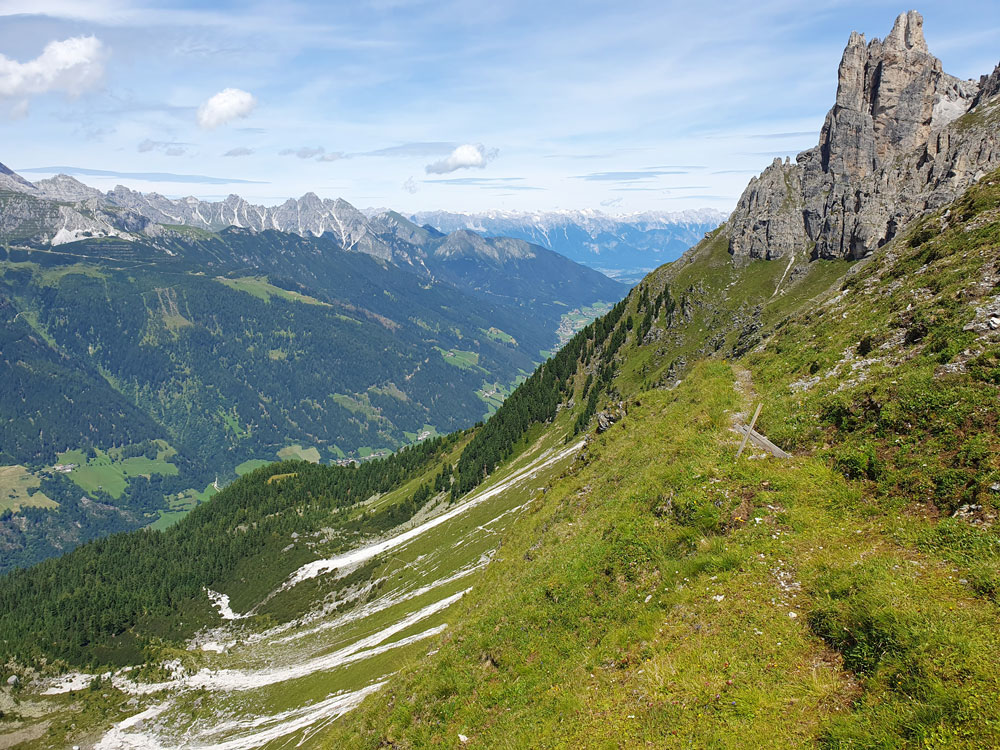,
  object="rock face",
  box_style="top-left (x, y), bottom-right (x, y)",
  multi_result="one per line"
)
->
top-left (729, 11), bottom-right (1000, 261)
top-left (728, 158), bottom-right (806, 261)
top-left (34, 174), bottom-right (104, 203)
